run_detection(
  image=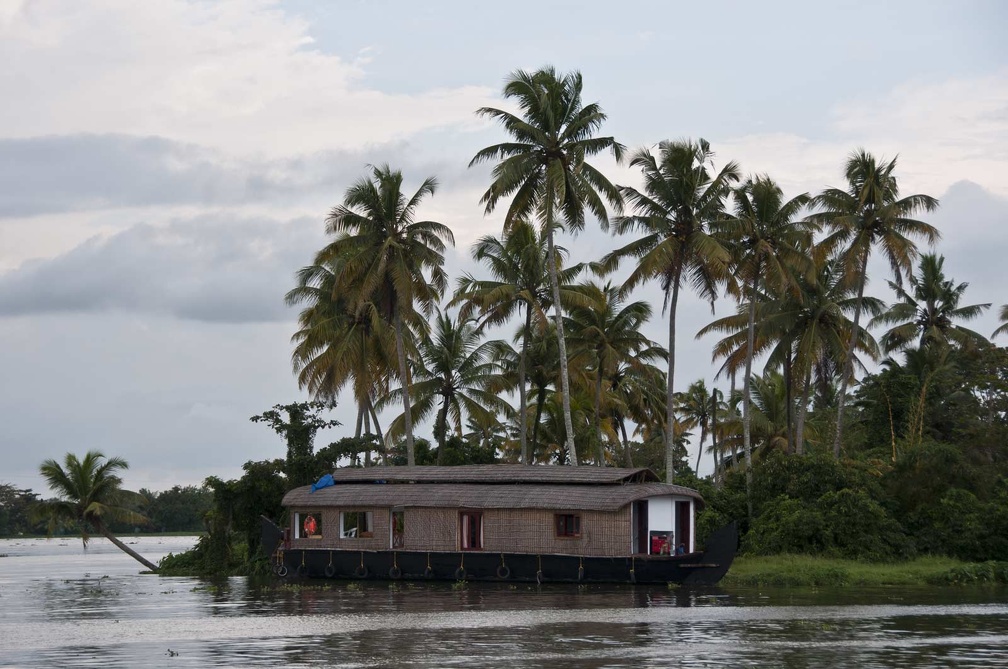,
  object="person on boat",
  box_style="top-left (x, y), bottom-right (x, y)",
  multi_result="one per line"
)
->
top-left (676, 543), bottom-right (686, 555)
top-left (303, 514), bottom-right (318, 537)
top-left (660, 535), bottom-right (671, 555)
